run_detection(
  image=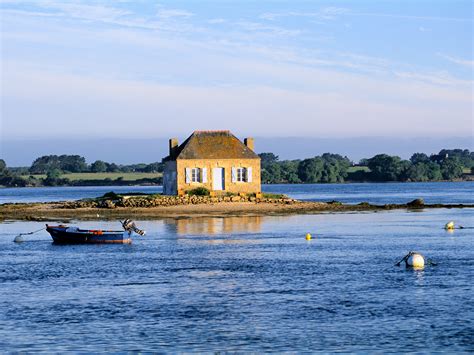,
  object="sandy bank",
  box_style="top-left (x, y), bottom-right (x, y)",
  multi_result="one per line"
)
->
top-left (1, 200), bottom-right (473, 221)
